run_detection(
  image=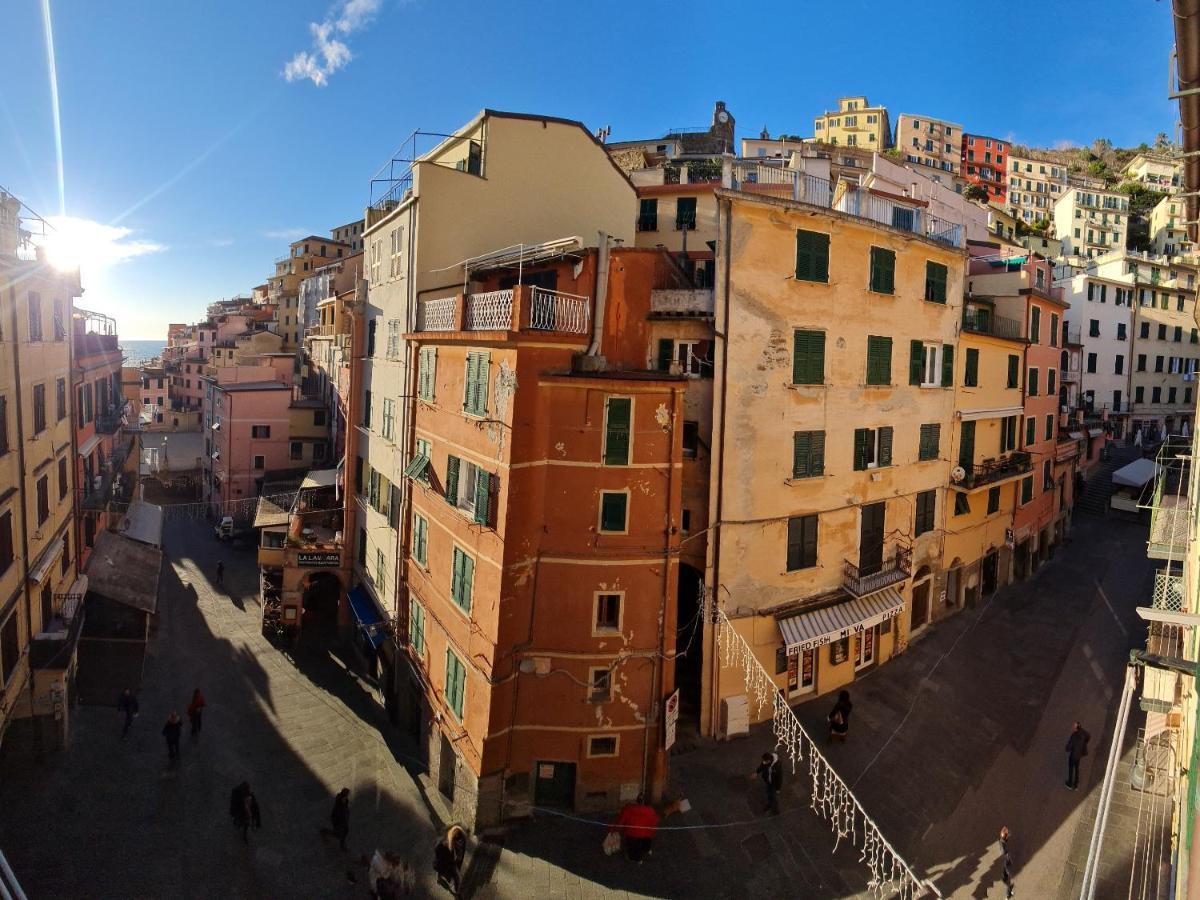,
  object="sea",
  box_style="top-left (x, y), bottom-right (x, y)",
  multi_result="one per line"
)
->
top-left (120, 339), bottom-right (167, 365)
